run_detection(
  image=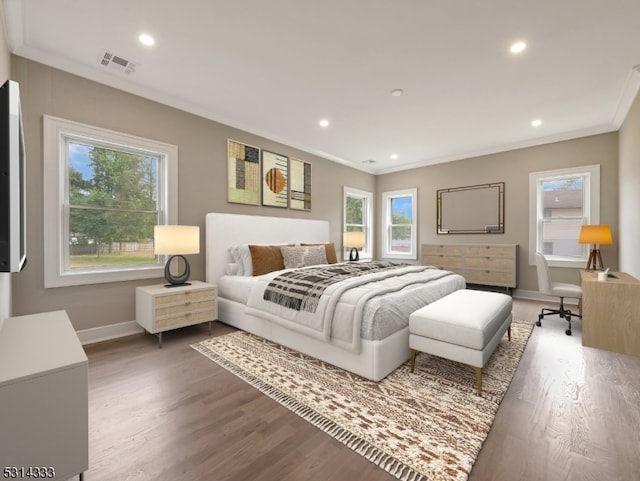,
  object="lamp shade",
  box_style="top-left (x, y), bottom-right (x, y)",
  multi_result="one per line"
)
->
top-left (154, 225), bottom-right (200, 255)
top-left (343, 231), bottom-right (366, 249)
top-left (578, 224), bottom-right (612, 245)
